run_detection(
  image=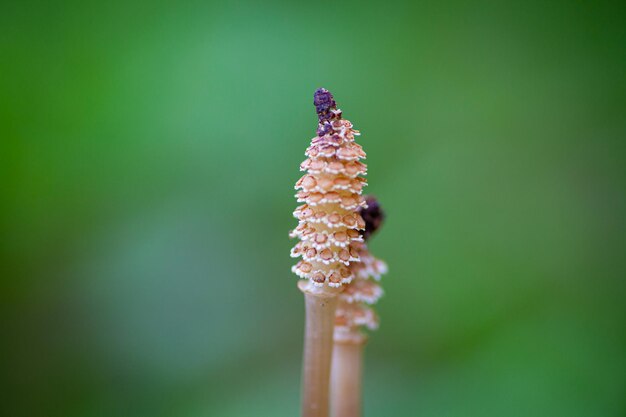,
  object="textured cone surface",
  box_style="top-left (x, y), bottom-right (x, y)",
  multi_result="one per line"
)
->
top-left (290, 89), bottom-right (368, 288)
top-left (334, 198), bottom-right (388, 335)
